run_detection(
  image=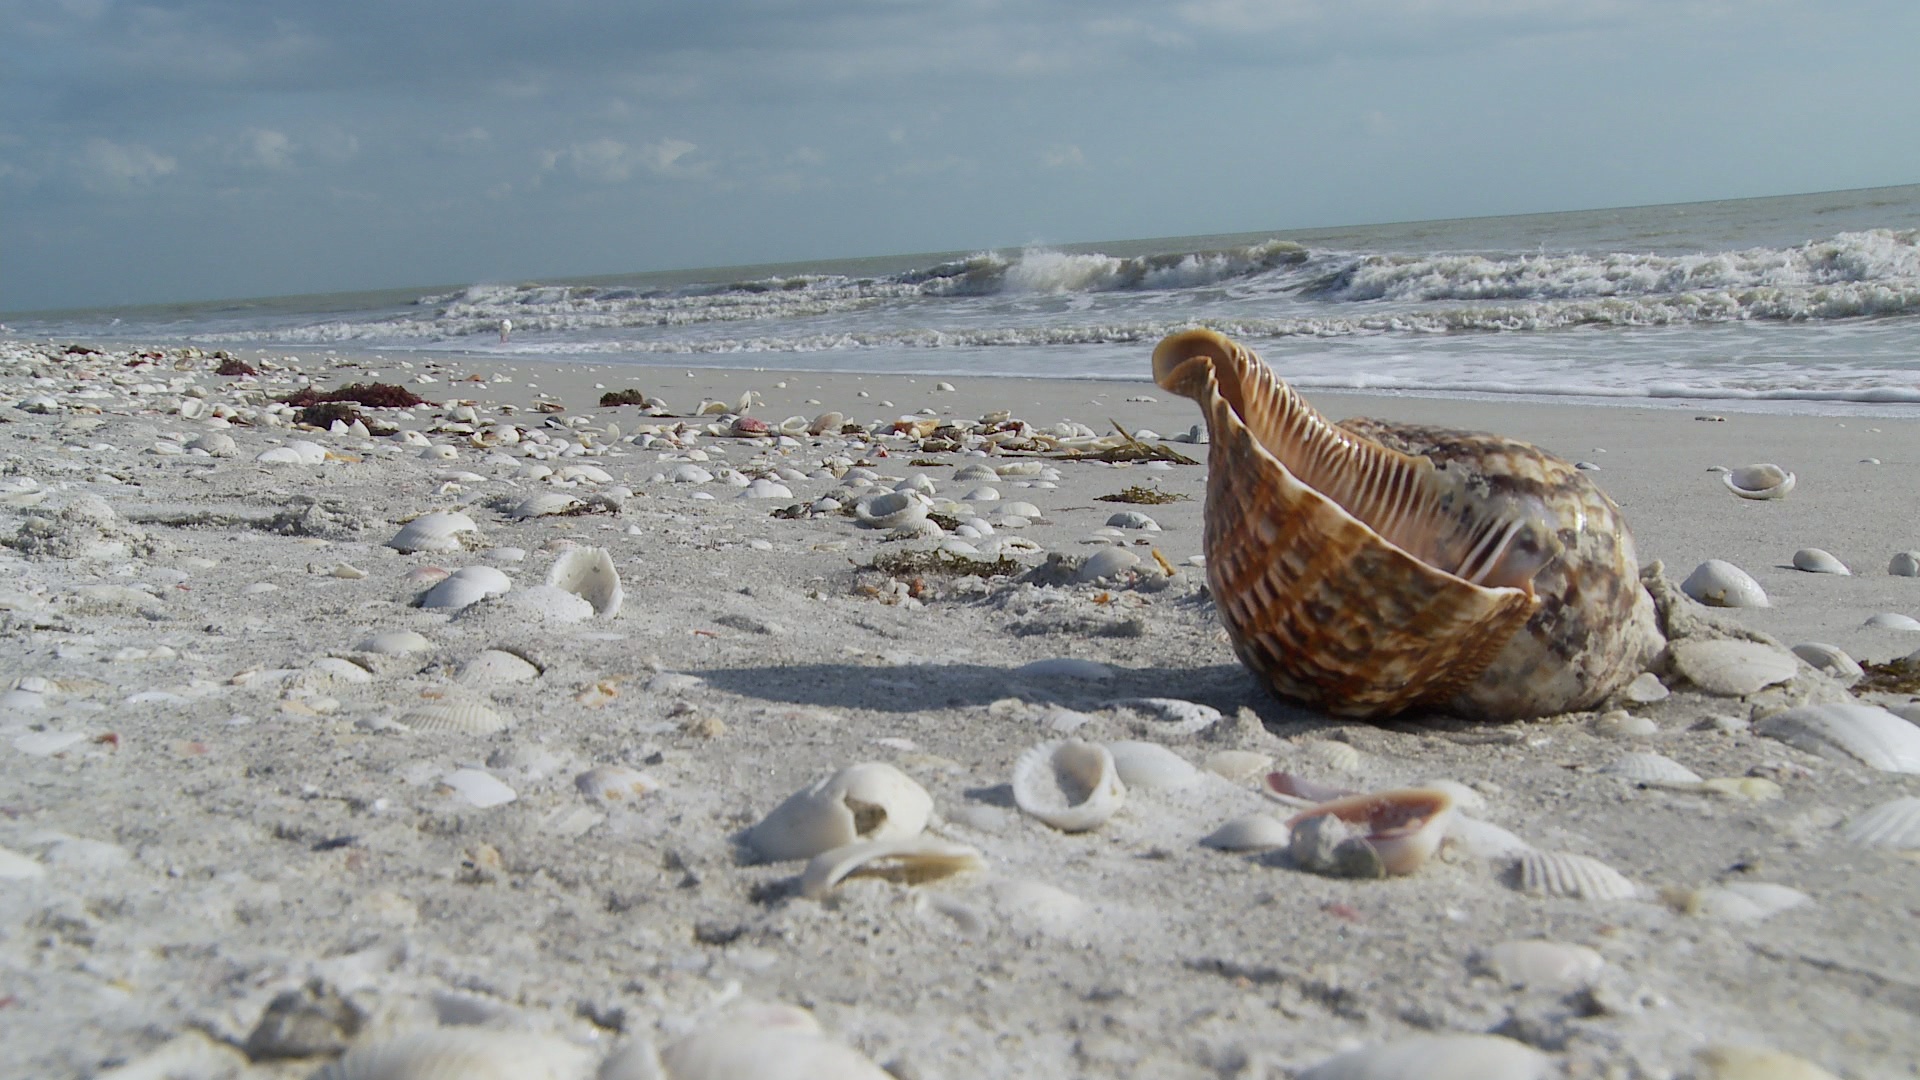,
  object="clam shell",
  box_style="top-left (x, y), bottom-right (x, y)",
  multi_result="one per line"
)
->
top-left (355, 630), bottom-right (433, 655)
top-left (387, 512), bottom-right (479, 553)
top-left (1791, 547), bottom-right (1849, 574)
top-left (399, 700), bottom-right (511, 735)
top-left (1152, 329), bottom-right (1659, 721)
top-left (1690, 881), bottom-right (1810, 922)
top-left (313, 1028), bottom-right (593, 1080)
top-left (1286, 787), bottom-right (1455, 876)
top-left (1841, 796), bottom-right (1920, 848)
top-left (1682, 559), bottom-right (1769, 607)
top-left (456, 649), bottom-right (542, 684)
top-left (419, 575), bottom-right (494, 611)
top-left (746, 762), bottom-right (933, 862)
top-left (1864, 612), bottom-right (1920, 631)
top-left (544, 546), bottom-right (622, 618)
top-left (1514, 850), bottom-right (1637, 900)
top-left (1724, 462), bottom-right (1795, 499)
top-left (1599, 751), bottom-right (1703, 784)
top-left (1789, 642), bottom-right (1862, 685)
top-left (1890, 551), bottom-right (1920, 577)
top-left (510, 492), bottom-right (582, 519)
top-left (646, 1004), bottom-right (894, 1080)
top-left (1104, 741), bottom-right (1201, 790)
top-left (1481, 939), bottom-right (1605, 990)
top-left (1011, 739), bottom-right (1126, 832)
top-left (798, 835), bottom-right (984, 900)
top-left (1754, 703), bottom-right (1920, 773)
top-left (1201, 813), bottom-right (1292, 851)
top-left (1297, 1033), bottom-right (1551, 1080)
top-left (1669, 639), bottom-right (1799, 696)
